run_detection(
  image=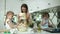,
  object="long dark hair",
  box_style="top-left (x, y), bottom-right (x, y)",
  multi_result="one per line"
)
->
top-left (21, 4), bottom-right (28, 13)
top-left (20, 4), bottom-right (29, 24)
